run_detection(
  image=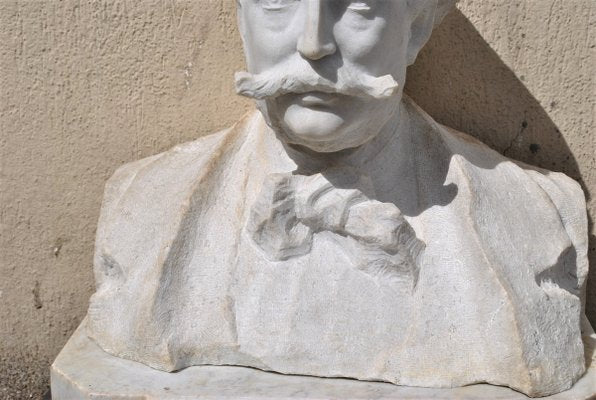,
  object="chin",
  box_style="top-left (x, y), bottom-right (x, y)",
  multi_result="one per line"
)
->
top-left (278, 105), bottom-right (367, 153)
top-left (284, 106), bottom-right (344, 147)
top-left (260, 96), bottom-right (399, 153)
